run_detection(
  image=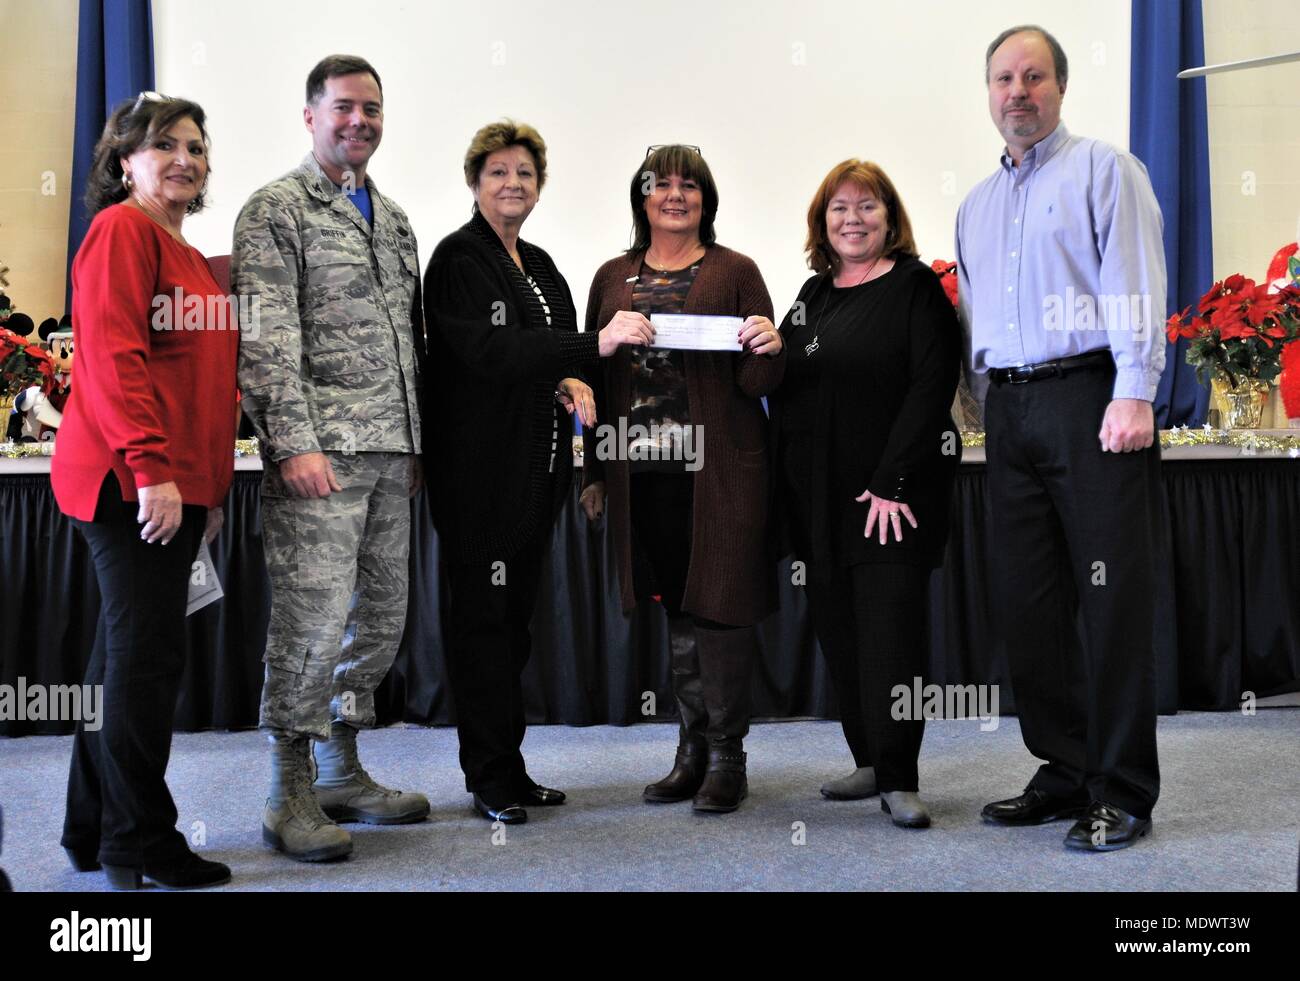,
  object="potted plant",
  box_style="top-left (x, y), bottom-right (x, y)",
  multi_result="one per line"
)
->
top-left (1165, 274), bottom-right (1300, 428)
top-left (1, 323), bottom-right (56, 416)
